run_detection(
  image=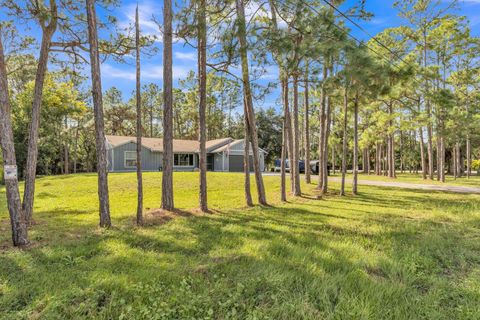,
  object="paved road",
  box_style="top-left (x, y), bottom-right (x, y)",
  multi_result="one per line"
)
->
top-left (263, 173), bottom-right (480, 194)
